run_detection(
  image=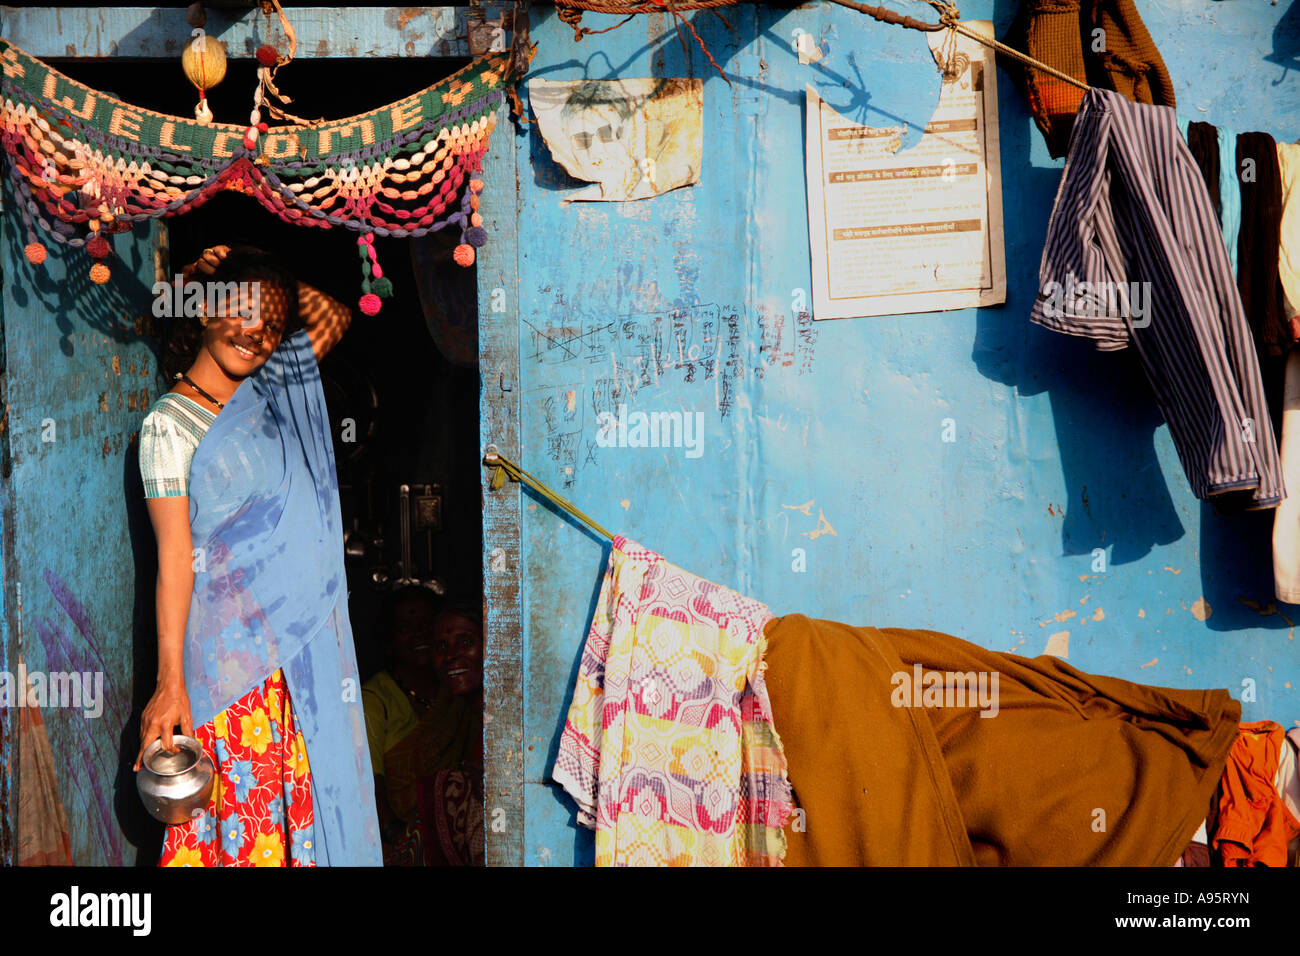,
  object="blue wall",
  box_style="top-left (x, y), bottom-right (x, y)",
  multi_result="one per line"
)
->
top-left (504, 0), bottom-right (1300, 865)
